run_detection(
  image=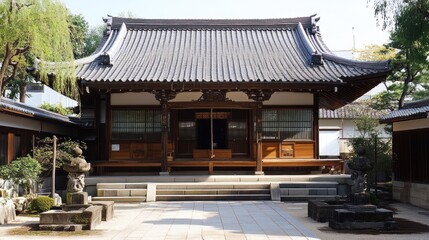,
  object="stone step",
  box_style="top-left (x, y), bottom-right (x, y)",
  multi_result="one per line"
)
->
top-left (155, 183), bottom-right (270, 190)
top-left (280, 188), bottom-right (337, 196)
top-left (156, 194), bottom-right (271, 201)
top-left (279, 182), bottom-right (338, 188)
top-left (156, 189), bottom-right (270, 195)
top-left (97, 183), bottom-right (147, 189)
top-left (92, 196), bottom-right (147, 202)
top-left (281, 195), bottom-right (340, 201)
top-left (97, 189), bottom-right (147, 197)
